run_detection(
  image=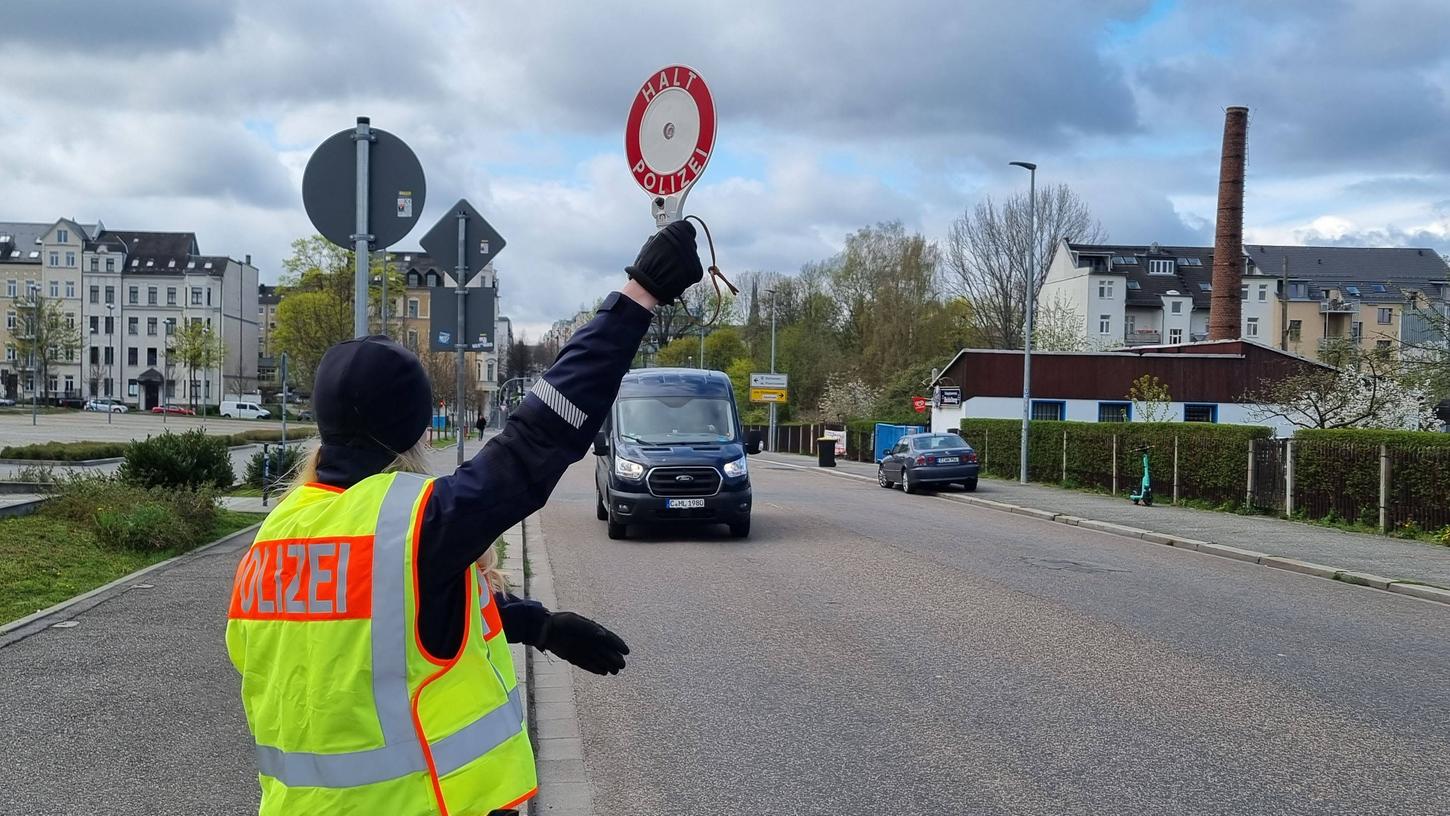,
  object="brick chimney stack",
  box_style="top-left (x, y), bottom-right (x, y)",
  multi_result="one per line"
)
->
top-left (1208, 106), bottom-right (1249, 341)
